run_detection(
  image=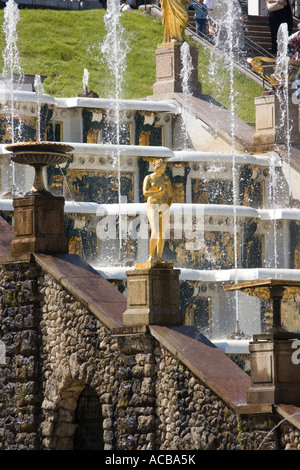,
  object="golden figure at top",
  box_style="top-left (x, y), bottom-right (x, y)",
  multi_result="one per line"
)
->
top-left (143, 158), bottom-right (173, 264)
top-left (161, 0), bottom-right (190, 44)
